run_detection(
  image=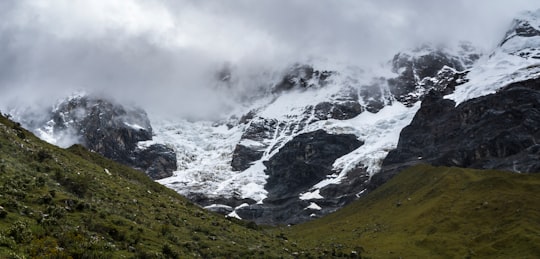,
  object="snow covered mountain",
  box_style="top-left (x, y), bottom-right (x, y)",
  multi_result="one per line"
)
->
top-left (16, 10), bottom-right (540, 225)
top-left (14, 94), bottom-right (177, 180)
top-left (142, 43), bottom-right (483, 224)
top-left (147, 10), bottom-right (540, 224)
